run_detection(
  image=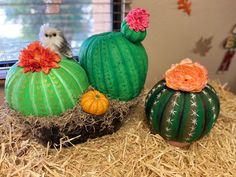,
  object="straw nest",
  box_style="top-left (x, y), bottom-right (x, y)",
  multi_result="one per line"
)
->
top-left (0, 94), bottom-right (140, 147)
top-left (0, 81), bottom-right (235, 176)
